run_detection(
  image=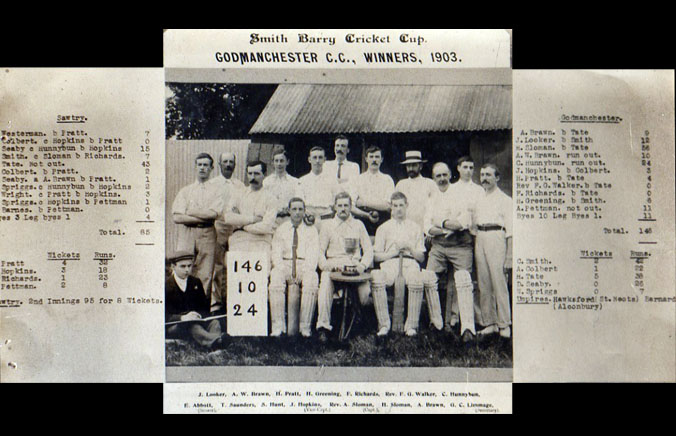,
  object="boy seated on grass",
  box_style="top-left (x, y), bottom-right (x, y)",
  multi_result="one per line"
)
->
top-left (165, 250), bottom-right (225, 349)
